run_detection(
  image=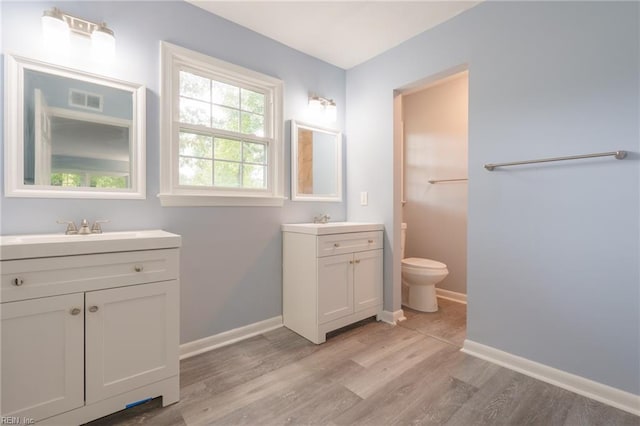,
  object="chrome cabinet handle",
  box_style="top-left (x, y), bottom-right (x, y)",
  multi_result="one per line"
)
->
top-left (355, 259), bottom-right (361, 264)
top-left (12, 277), bottom-right (24, 286)
top-left (70, 308), bottom-right (81, 316)
top-left (88, 306), bottom-right (99, 313)
top-left (333, 243), bottom-right (340, 248)
top-left (349, 260), bottom-right (354, 264)
top-left (134, 265), bottom-right (144, 272)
